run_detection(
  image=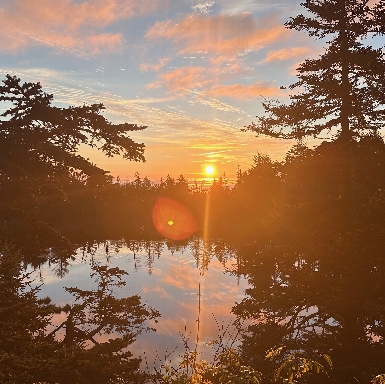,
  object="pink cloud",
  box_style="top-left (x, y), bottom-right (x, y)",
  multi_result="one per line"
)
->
top-left (160, 67), bottom-right (212, 93)
top-left (146, 60), bottom-right (252, 94)
top-left (288, 61), bottom-right (306, 76)
top-left (0, 0), bottom-right (168, 54)
top-left (140, 58), bottom-right (170, 72)
top-left (206, 82), bottom-right (283, 100)
top-left (84, 33), bottom-right (124, 54)
top-left (146, 13), bottom-right (287, 57)
top-left (145, 81), bottom-right (163, 90)
top-left (209, 59), bottom-right (253, 78)
top-left (262, 46), bottom-right (312, 62)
